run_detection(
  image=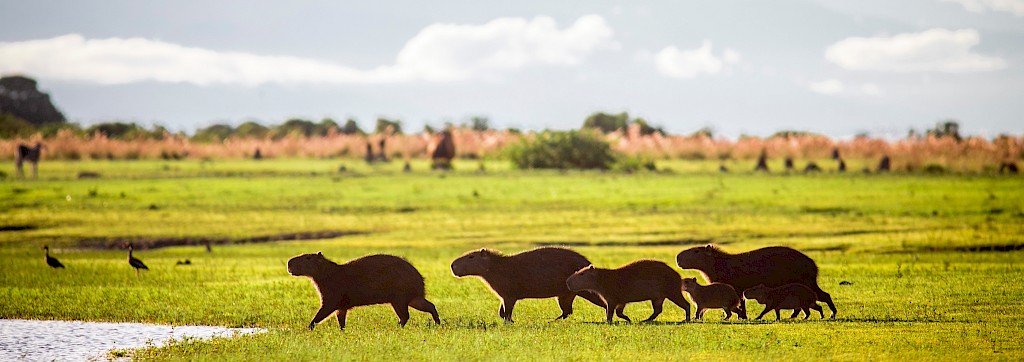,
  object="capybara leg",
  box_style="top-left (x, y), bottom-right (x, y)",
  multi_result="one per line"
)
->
top-left (555, 294), bottom-right (575, 320)
top-left (755, 309), bottom-right (769, 320)
top-left (644, 298), bottom-right (664, 323)
top-left (789, 309), bottom-right (801, 319)
top-left (336, 309), bottom-right (348, 330)
top-left (392, 302), bottom-right (411, 327)
top-left (577, 290), bottom-right (607, 308)
top-left (615, 304), bottom-right (632, 323)
top-left (503, 299), bottom-right (517, 323)
top-left (811, 304), bottom-right (825, 319)
top-left (410, 297), bottom-right (441, 325)
top-left (723, 308), bottom-right (731, 320)
top-left (309, 306), bottom-right (335, 331)
top-left (667, 291), bottom-right (692, 321)
top-left (605, 305), bottom-right (615, 324)
top-left (774, 309), bottom-right (781, 321)
top-left (696, 307), bottom-right (705, 320)
top-left (802, 308), bottom-right (812, 319)
top-left (734, 305), bottom-right (748, 320)
top-left (498, 304), bottom-right (506, 319)
top-left (814, 287), bottom-right (837, 319)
